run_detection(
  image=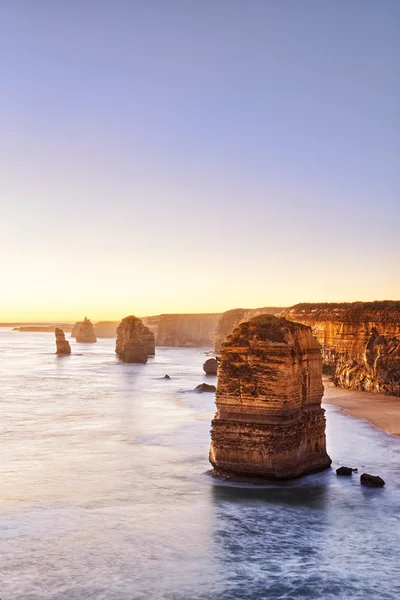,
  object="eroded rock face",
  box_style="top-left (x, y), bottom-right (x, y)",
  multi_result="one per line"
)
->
top-left (214, 307), bottom-right (283, 354)
top-left (115, 316), bottom-right (155, 363)
top-left (76, 317), bottom-right (97, 343)
top-left (203, 357), bottom-right (218, 375)
top-left (281, 302), bottom-right (400, 396)
top-left (209, 315), bottom-right (331, 480)
top-left (143, 314), bottom-right (221, 347)
top-left (55, 328), bottom-right (71, 355)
